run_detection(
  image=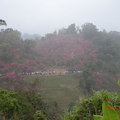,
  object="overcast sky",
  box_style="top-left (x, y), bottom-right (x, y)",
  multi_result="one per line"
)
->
top-left (0, 0), bottom-right (120, 35)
